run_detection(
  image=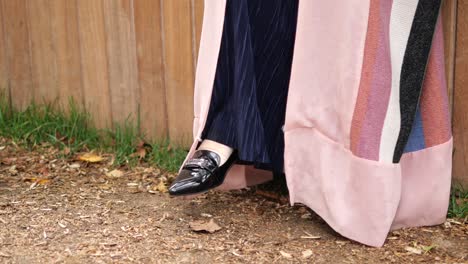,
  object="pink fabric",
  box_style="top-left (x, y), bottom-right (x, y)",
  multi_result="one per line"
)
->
top-left (192, 1), bottom-right (226, 130)
top-left (181, 0), bottom-right (227, 170)
top-left (183, 0), bottom-right (453, 247)
top-left (351, 0), bottom-right (383, 158)
top-left (420, 18), bottom-right (452, 147)
top-left (284, 0), bottom-right (369, 148)
top-left (285, 127), bottom-right (401, 247)
top-left (355, 0), bottom-right (393, 161)
top-left (392, 138), bottom-right (453, 229)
